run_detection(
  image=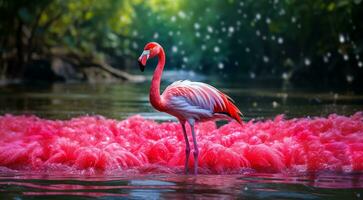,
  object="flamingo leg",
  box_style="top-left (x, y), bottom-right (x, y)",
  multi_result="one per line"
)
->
top-left (181, 122), bottom-right (190, 174)
top-left (190, 123), bottom-right (199, 175)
